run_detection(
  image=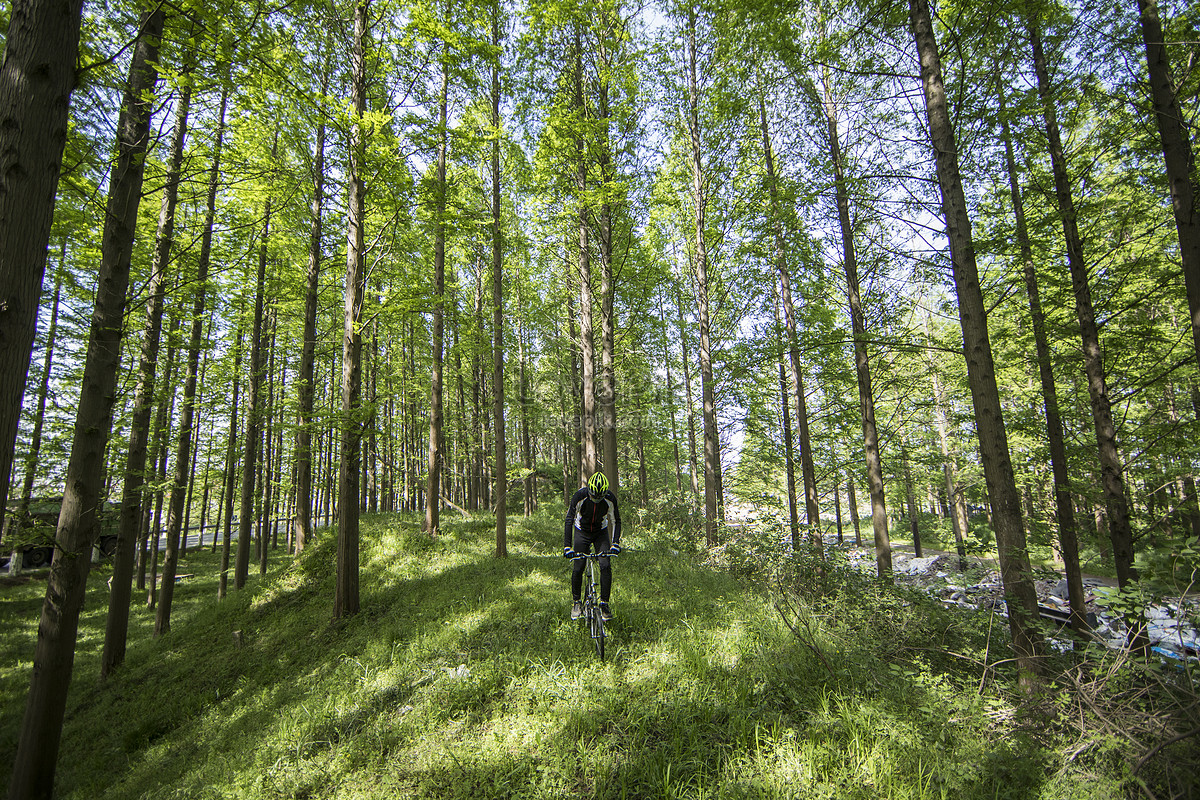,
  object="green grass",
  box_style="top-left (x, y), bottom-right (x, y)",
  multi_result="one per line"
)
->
top-left (0, 511), bottom-right (1173, 798)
